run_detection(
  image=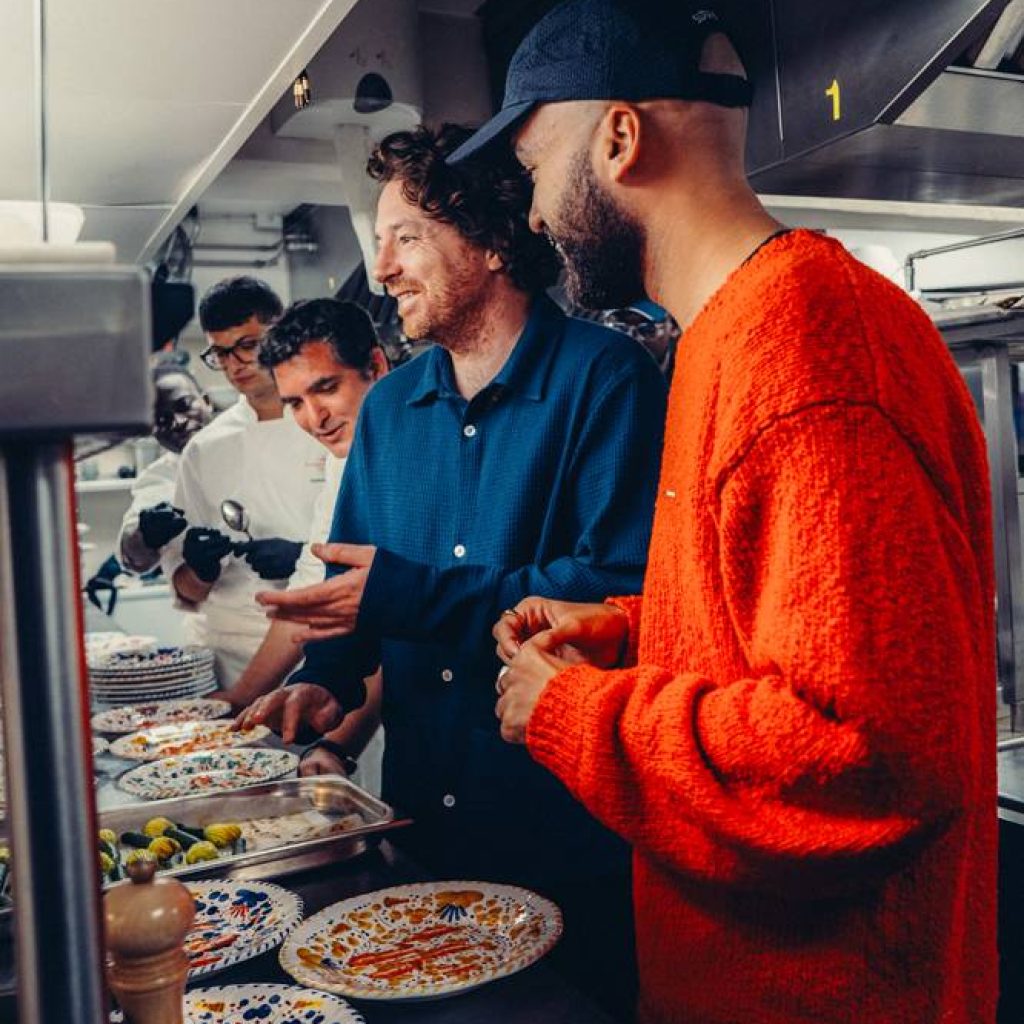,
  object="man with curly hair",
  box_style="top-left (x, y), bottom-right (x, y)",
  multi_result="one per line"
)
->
top-left (239, 123), bottom-right (668, 1017)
